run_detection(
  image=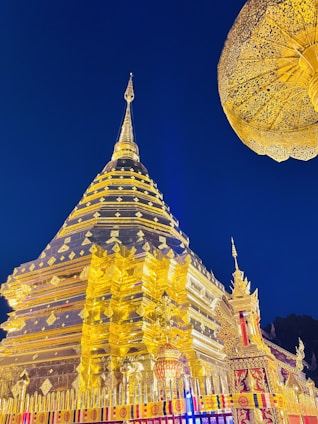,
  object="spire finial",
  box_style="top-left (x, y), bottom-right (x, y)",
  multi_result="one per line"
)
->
top-left (124, 72), bottom-right (134, 104)
top-left (111, 73), bottom-right (140, 162)
top-left (231, 238), bottom-right (251, 297)
top-left (231, 237), bottom-right (239, 271)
